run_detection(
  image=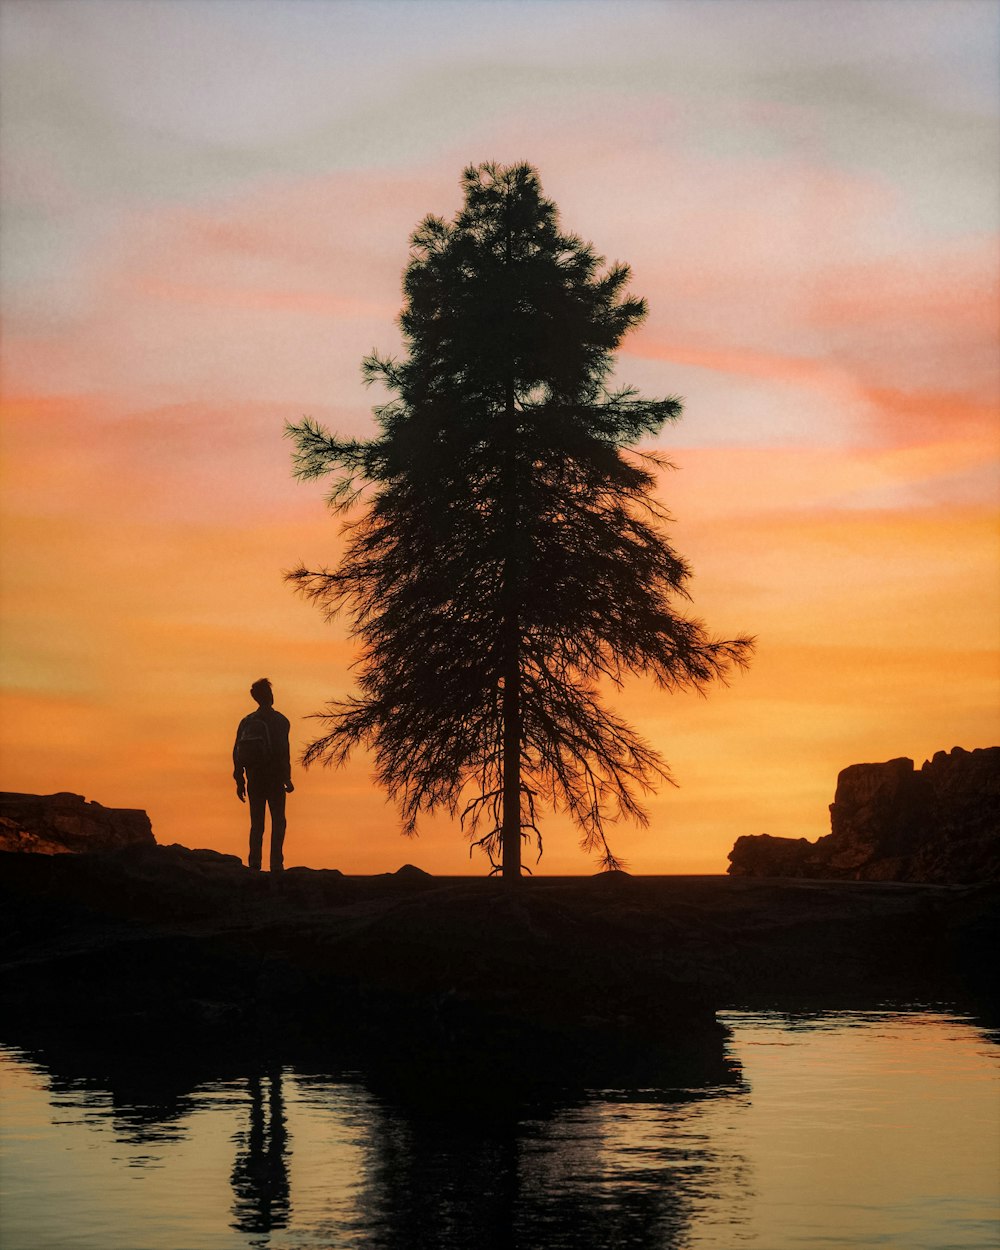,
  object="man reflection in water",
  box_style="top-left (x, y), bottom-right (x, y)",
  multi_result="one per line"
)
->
top-left (233, 678), bottom-right (293, 872)
top-left (230, 1068), bottom-right (291, 1235)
